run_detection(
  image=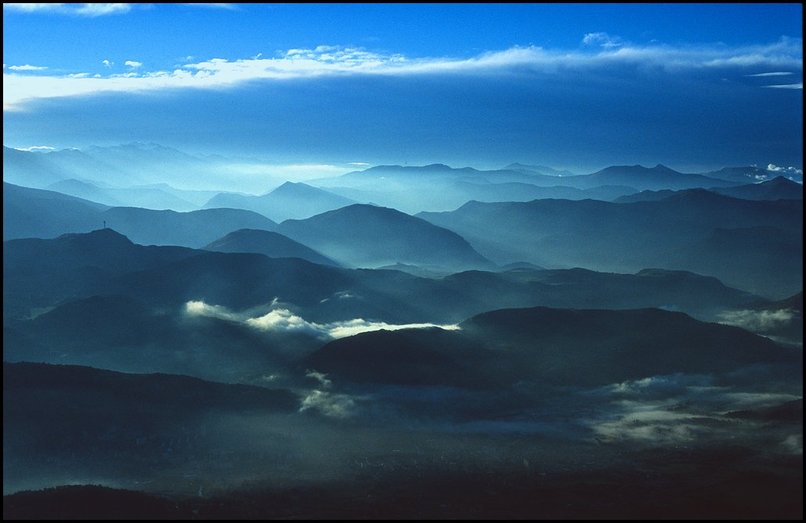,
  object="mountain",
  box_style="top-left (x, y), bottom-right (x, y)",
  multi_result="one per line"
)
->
top-left (718, 291), bottom-right (803, 347)
top-left (48, 178), bottom-right (200, 211)
top-left (460, 306), bottom-right (798, 386)
top-left (577, 164), bottom-right (736, 191)
top-left (100, 207), bottom-right (277, 248)
top-left (277, 204), bottom-right (492, 270)
top-left (504, 163), bottom-right (576, 177)
top-left (419, 193), bottom-right (802, 298)
top-left (5, 230), bottom-right (768, 327)
top-left (3, 147), bottom-right (70, 188)
top-left (451, 180), bottom-right (637, 203)
top-left (3, 229), bottom-right (197, 320)
top-left (713, 176), bottom-right (803, 201)
top-left (312, 164), bottom-right (590, 213)
top-left (307, 306), bottom-right (797, 389)
top-left (204, 229), bottom-right (340, 267)
top-left (4, 182), bottom-right (277, 245)
top-left (617, 177), bottom-right (803, 203)
top-left (3, 362), bottom-right (298, 495)
top-left (306, 327), bottom-right (497, 388)
top-left (3, 182), bottom-right (109, 240)
top-left (204, 182), bottom-right (355, 222)
top-left (669, 226), bottom-right (803, 298)
top-left (3, 294), bottom-right (321, 382)
top-left (3, 143), bottom-right (233, 194)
